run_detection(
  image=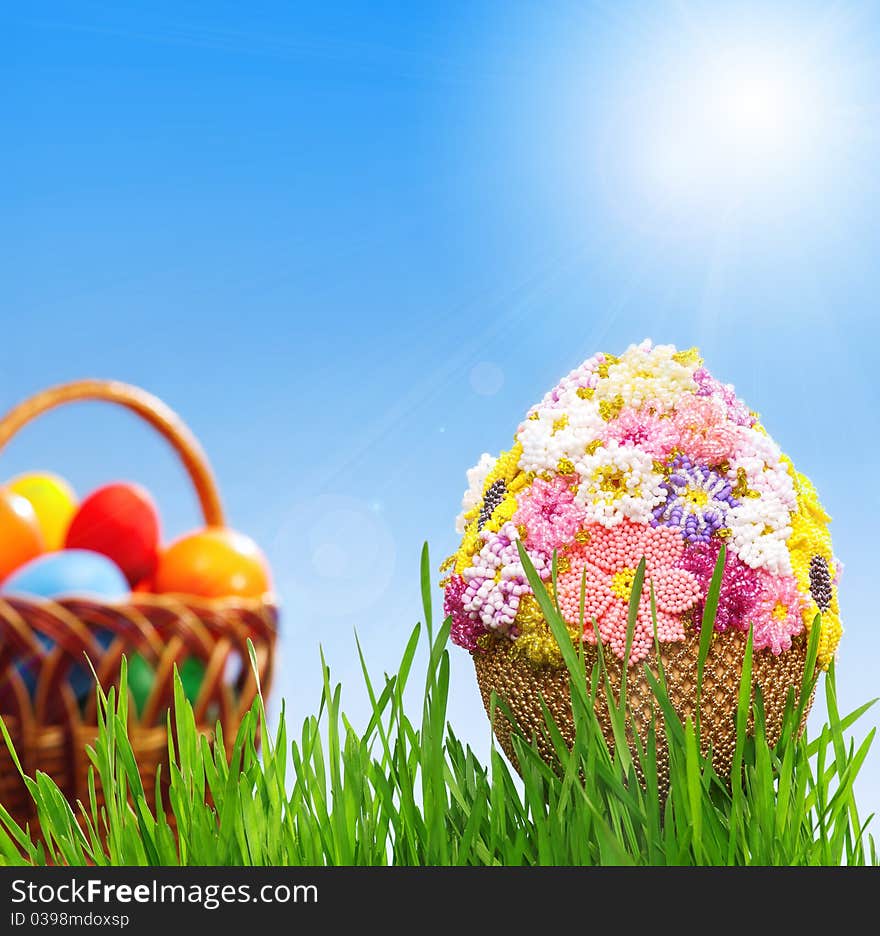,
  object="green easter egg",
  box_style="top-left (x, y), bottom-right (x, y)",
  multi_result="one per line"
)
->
top-left (179, 656), bottom-right (206, 704)
top-left (127, 654), bottom-right (205, 716)
top-left (128, 654), bottom-right (154, 716)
